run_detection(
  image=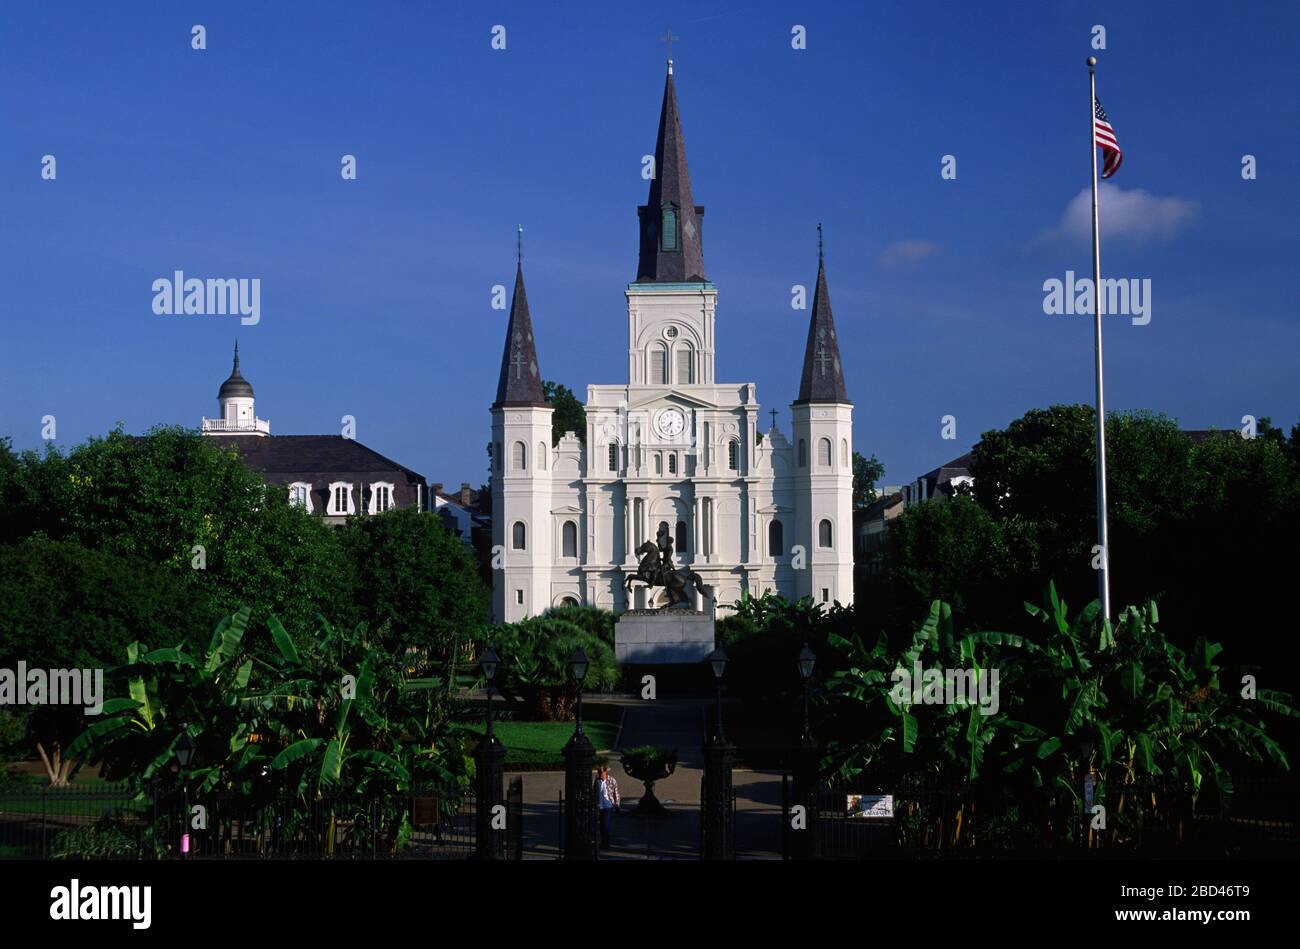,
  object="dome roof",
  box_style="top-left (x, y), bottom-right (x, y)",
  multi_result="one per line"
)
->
top-left (218, 344), bottom-right (254, 399)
